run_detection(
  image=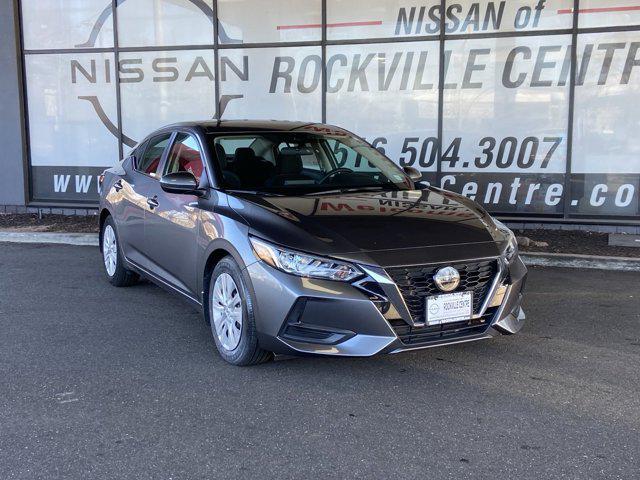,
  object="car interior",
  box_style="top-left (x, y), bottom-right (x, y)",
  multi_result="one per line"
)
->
top-left (164, 136), bottom-right (204, 183)
top-left (137, 140), bottom-right (170, 177)
top-left (210, 134), bottom-right (407, 192)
